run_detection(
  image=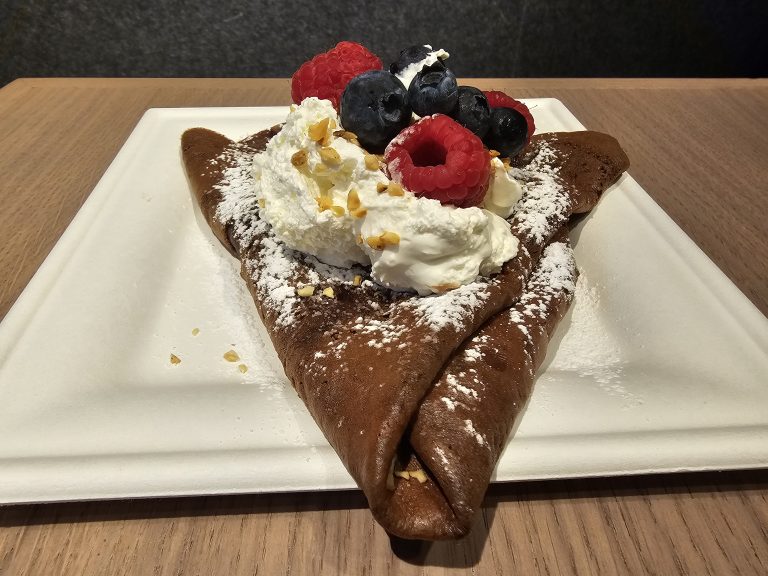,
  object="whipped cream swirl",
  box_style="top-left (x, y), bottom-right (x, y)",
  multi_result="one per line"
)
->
top-left (252, 98), bottom-right (519, 295)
